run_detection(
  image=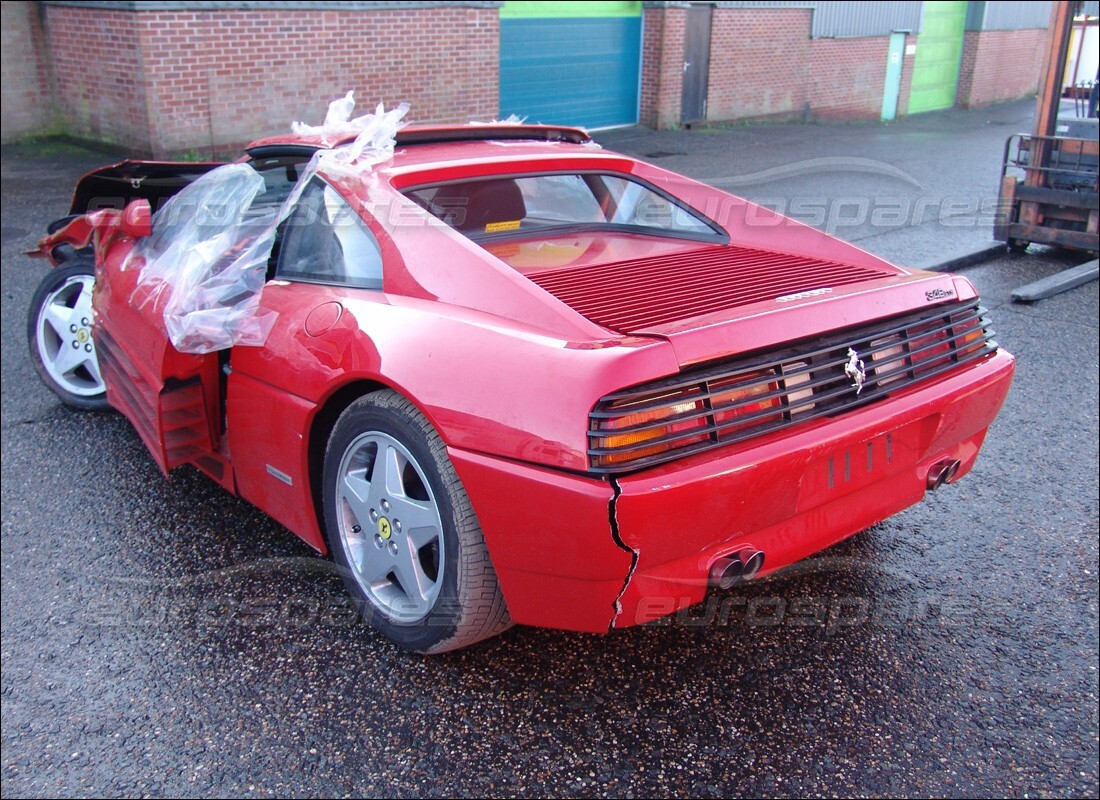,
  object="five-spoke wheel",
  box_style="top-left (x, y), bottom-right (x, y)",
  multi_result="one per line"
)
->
top-left (323, 390), bottom-right (511, 653)
top-left (27, 263), bottom-right (109, 410)
top-left (335, 430), bottom-right (446, 624)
